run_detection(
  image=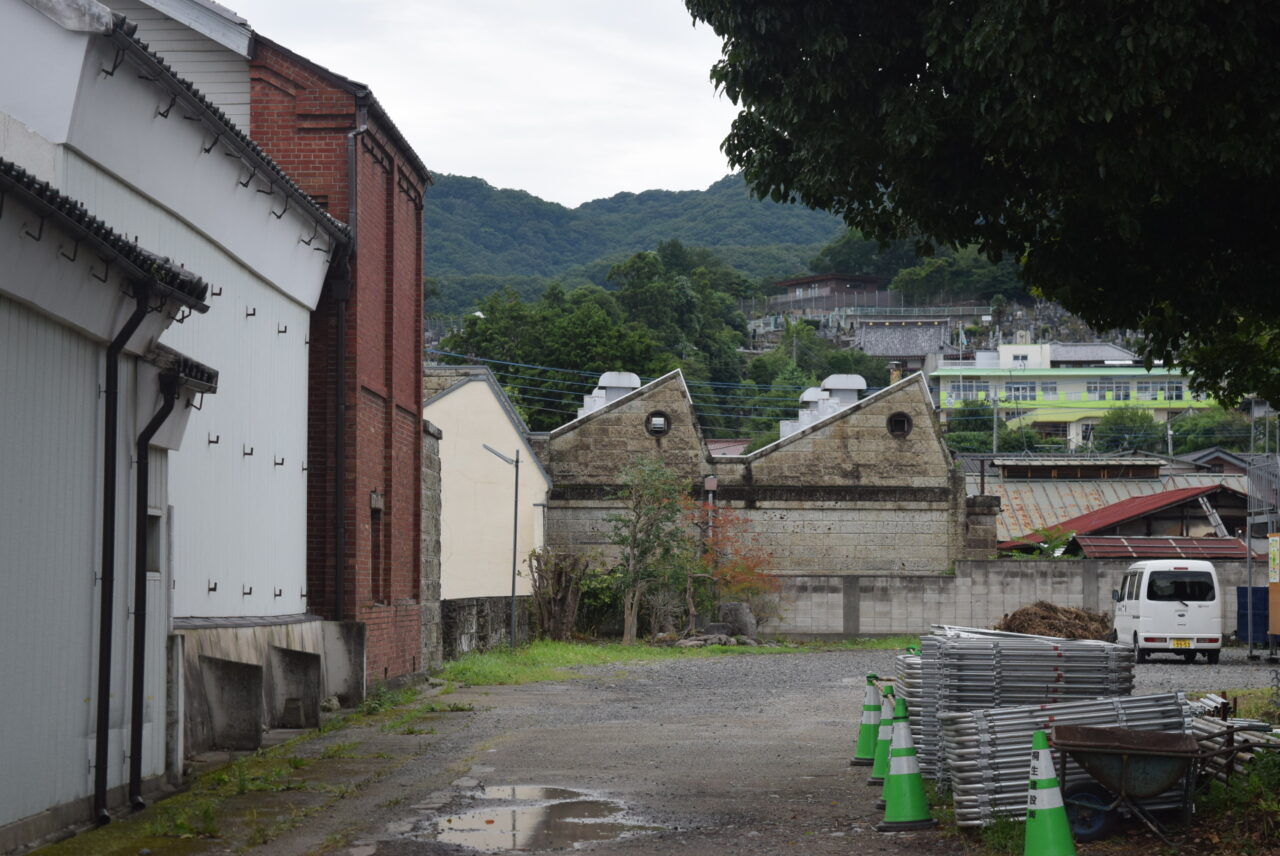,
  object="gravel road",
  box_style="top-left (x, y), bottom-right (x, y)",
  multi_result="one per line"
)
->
top-left (256, 645), bottom-right (1279, 856)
